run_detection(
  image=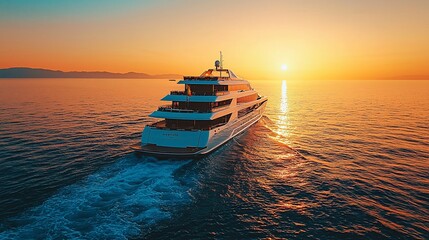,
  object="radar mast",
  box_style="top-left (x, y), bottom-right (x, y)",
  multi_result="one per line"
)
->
top-left (214, 51), bottom-right (224, 77)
